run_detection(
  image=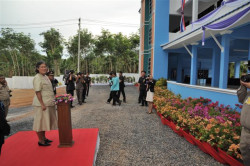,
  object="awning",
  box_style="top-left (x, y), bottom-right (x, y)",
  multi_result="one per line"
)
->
top-left (161, 2), bottom-right (250, 50)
